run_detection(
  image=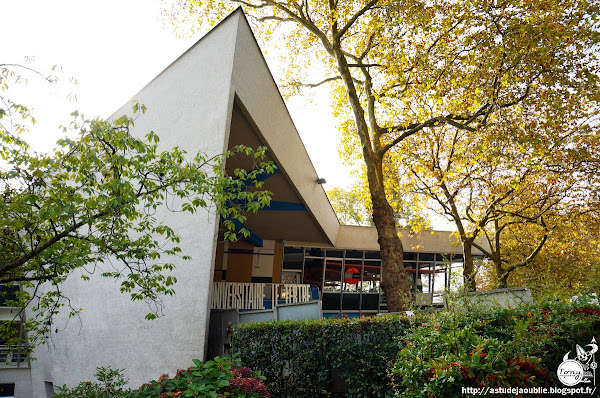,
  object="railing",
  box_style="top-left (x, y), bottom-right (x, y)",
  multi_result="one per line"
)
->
top-left (0, 345), bottom-right (27, 366)
top-left (211, 282), bottom-right (312, 311)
